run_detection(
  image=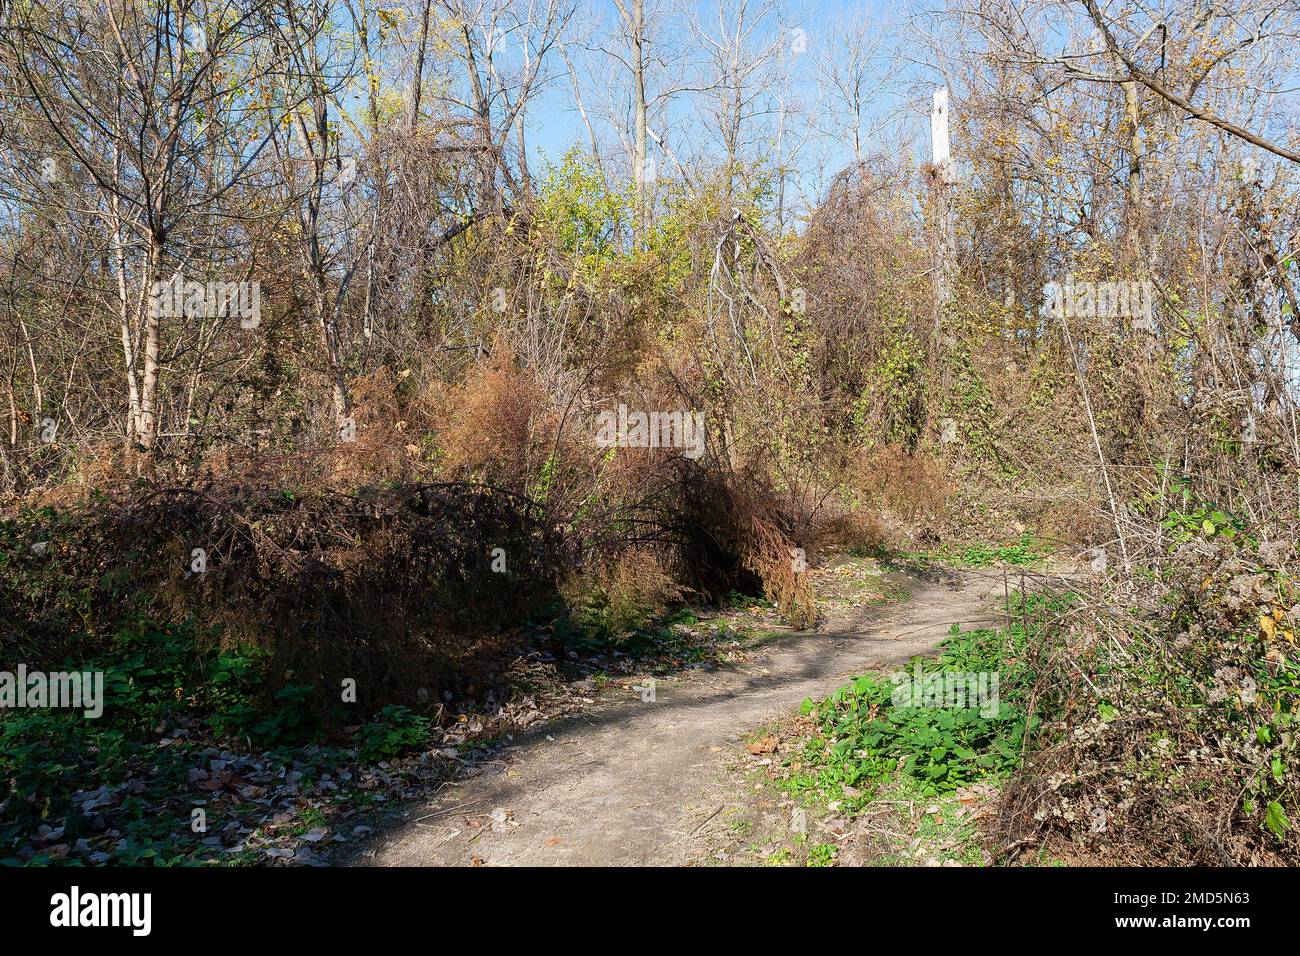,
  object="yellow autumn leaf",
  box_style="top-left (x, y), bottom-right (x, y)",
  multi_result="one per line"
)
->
top-left (1261, 614), bottom-right (1277, 638)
